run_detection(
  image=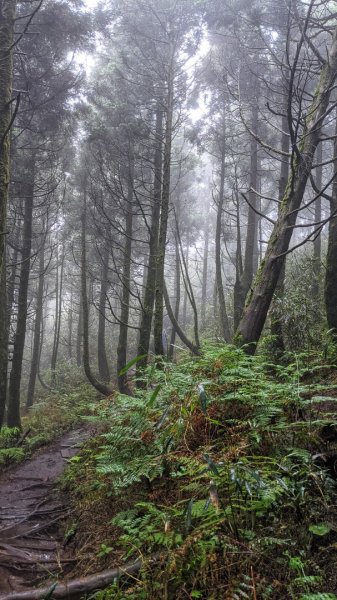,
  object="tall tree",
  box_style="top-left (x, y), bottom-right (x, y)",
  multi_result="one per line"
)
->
top-left (117, 155), bottom-right (134, 394)
top-left (0, 0), bottom-right (17, 426)
top-left (7, 155), bottom-right (35, 427)
top-left (215, 137), bottom-right (231, 342)
top-left (97, 233), bottom-right (110, 383)
top-left (325, 116), bottom-right (337, 335)
top-left (26, 233), bottom-right (46, 408)
top-left (0, 0), bottom-right (16, 276)
top-left (236, 20), bottom-right (337, 352)
top-left (81, 192), bottom-right (112, 396)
